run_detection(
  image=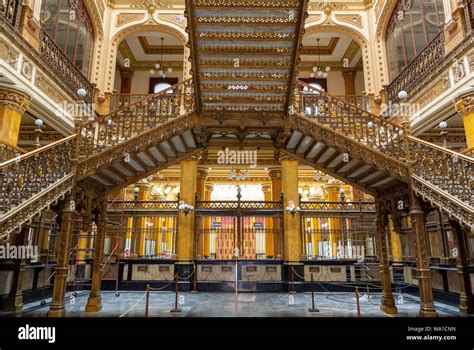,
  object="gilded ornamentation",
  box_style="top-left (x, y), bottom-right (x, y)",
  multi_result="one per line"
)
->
top-left (35, 73), bottom-right (70, 105)
top-left (201, 83), bottom-right (288, 91)
top-left (116, 13), bottom-right (146, 27)
top-left (455, 91), bottom-right (474, 117)
top-left (415, 75), bottom-right (450, 108)
top-left (308, 2), bottom-right (347, 11)
top-left (0, 88), bottom-right (30, 113)
top-left (0, 39), bottom-right (19, 68)
top-left (194, 16), bottom-right (298, 24)
top-left (131, 0), bottom-right (173, 11)
top-left (198, 45), bottom-right (293, 54)
top-left (200, 72), bottom-right (290, 80)
top-left (197, 31), bottom-right (296, 40)
top-left (194, 0), bottom-right (300, 7)
top-left (197, 58), bottom-right (292, 68)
